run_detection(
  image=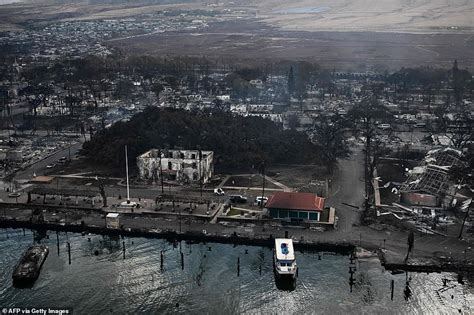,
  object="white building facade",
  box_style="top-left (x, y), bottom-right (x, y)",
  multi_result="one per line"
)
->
top-left (137, 149), bottom-right (214, 184)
